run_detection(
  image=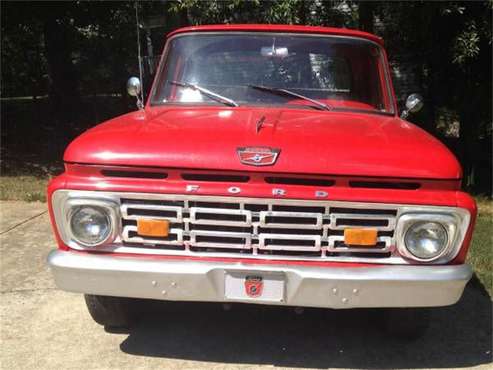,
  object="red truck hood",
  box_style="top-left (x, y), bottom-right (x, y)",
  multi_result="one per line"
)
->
top-left (64, 107), bottom-right (461, 179)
